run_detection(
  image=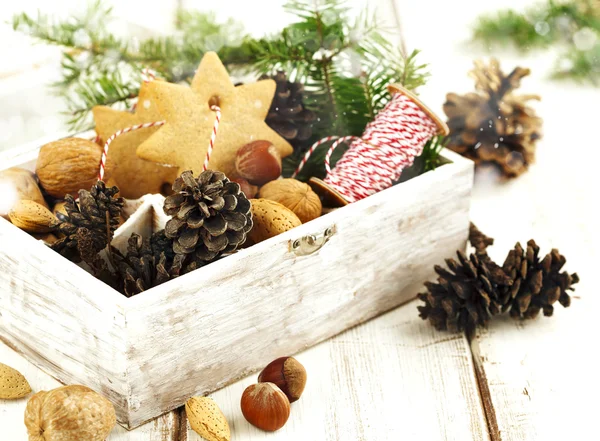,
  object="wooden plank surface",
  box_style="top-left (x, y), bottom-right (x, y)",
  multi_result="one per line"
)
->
top-left (466, 74), bottom-right (600, 441)
top-left (1, 299), bottom-right (489, 441)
